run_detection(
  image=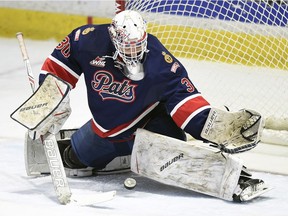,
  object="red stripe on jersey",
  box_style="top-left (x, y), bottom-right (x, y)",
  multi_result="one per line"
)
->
top-left (172, 95), bottom-right (210, 127)
top-left (41, 58), bottom-right (78, 88)
top-left (91, 102), bottom-right (160, 138)
top-left (91, 119), bottom-right (134, 138)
